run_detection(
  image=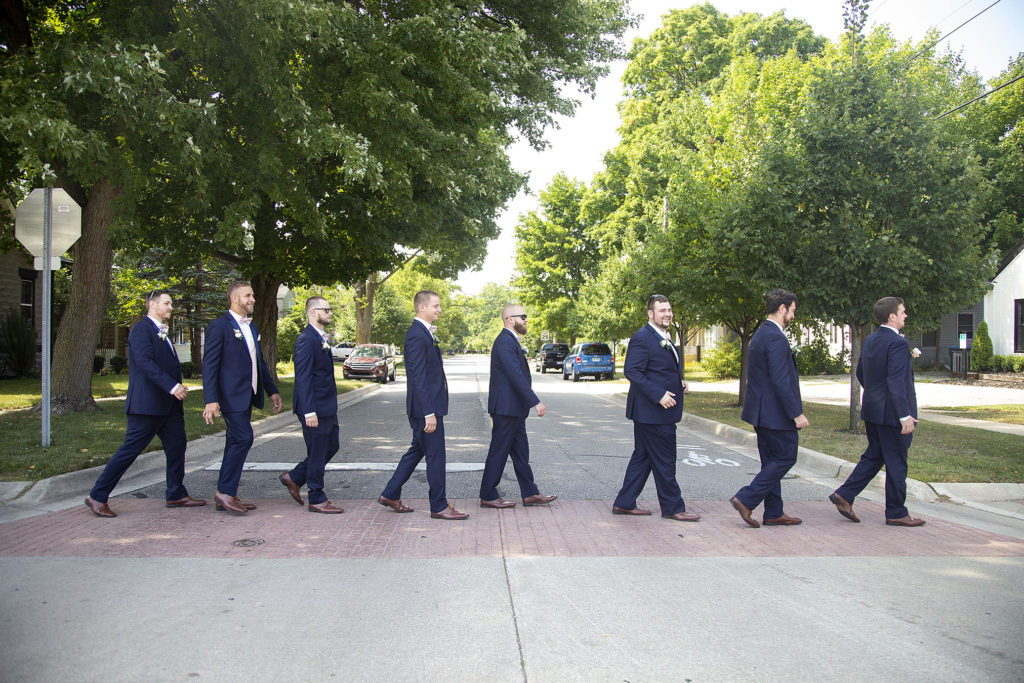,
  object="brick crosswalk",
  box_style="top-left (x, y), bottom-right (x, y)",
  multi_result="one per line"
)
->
top-left (2, 499), bottom-right (1022, 559)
